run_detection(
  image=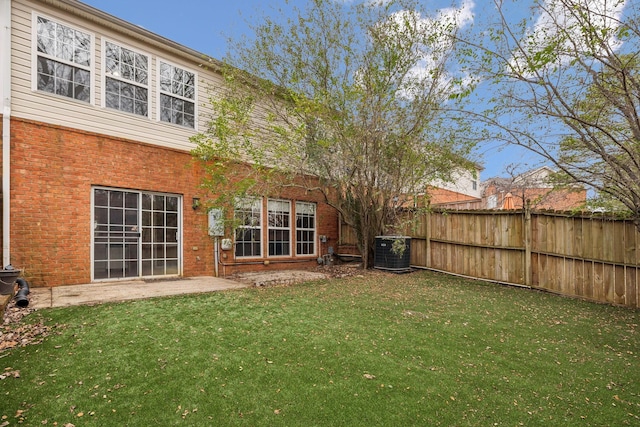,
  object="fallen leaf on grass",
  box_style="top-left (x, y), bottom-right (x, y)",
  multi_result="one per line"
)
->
top-left (363, 373), bottom-right (376, 379)
top-left (0, 370), bottom-right (20, 380)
